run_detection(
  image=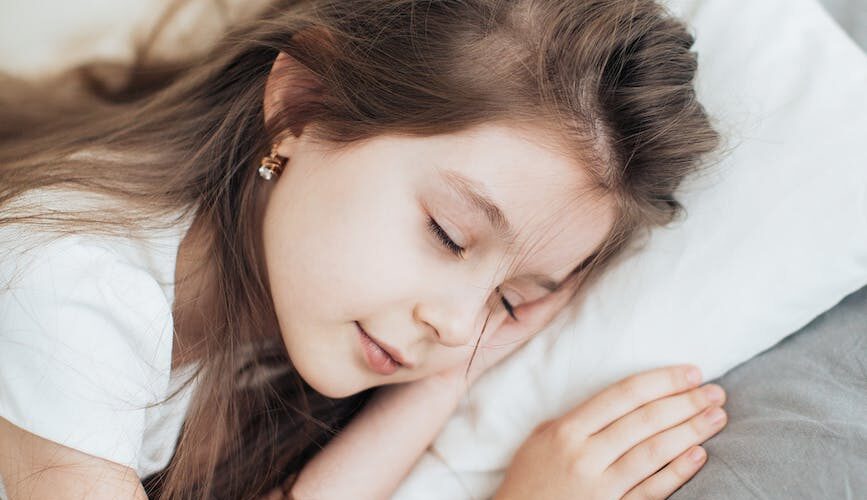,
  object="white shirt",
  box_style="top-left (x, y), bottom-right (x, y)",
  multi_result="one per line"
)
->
top-left (0, 188), bottom-right (198, 496)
